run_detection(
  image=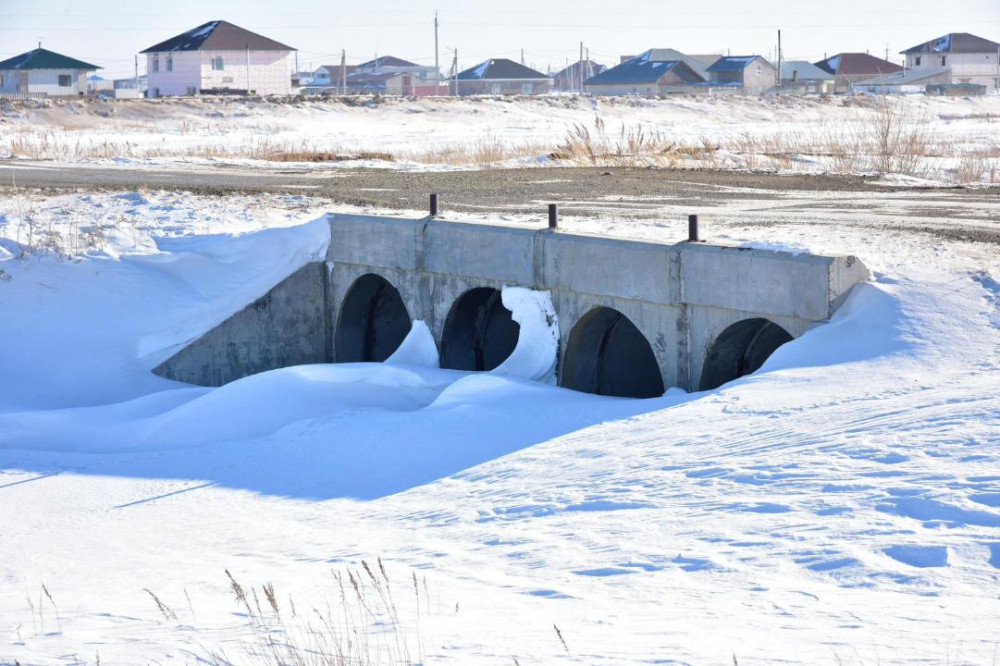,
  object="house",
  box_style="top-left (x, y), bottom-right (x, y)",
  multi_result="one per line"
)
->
top-left (141, 20), bottom-right (295, 97)
top-left (355, 56), bottom-right (438, 79)
top-left (0, 48), bottom-right (99, 97)
top-left (901, 33), bottom-right (1000, 93)
top-left (291, 71), bottom-right (314, 87)
top-left (455, 59), bottom-right (550, 95)
top-left (585, 50), bottom-right (705, 96)
top-left (779, 61), bottom-right (835, 93)
top-left (705, 55), bottom-right (776, 94)
top-left (814, 53), bottom-right (902, 93)
top-left (552, 60), bottom-right (607, 92)
top-left (311, 64), bottom-right (357, 89)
